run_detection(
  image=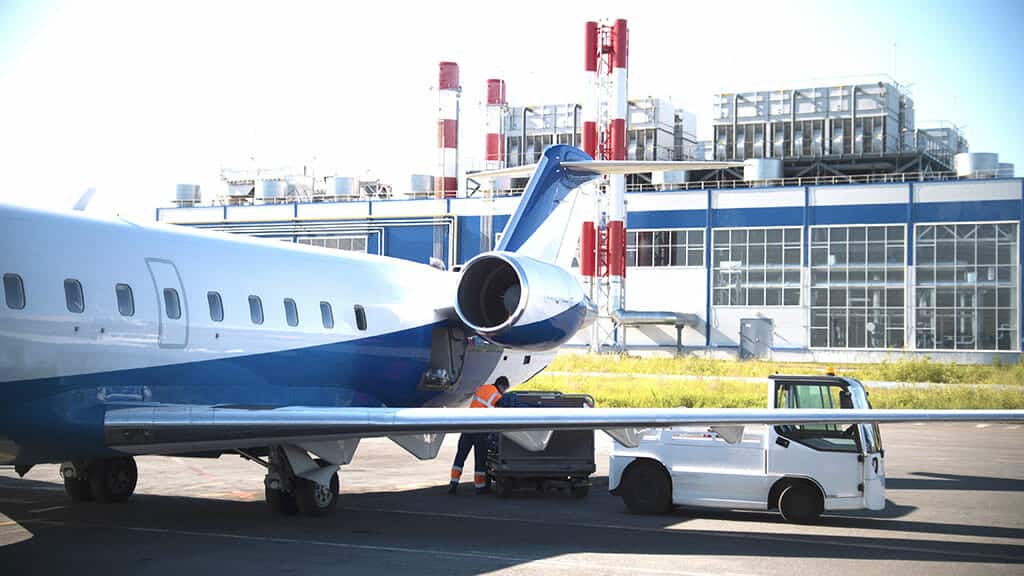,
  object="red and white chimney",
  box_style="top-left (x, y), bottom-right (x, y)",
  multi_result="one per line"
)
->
top-left (436, 61), bottom-right (461, 198)
top-left (485, 78), bottom-right (506, 170)
top-left (580, 19), bottom-right (629, 315)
